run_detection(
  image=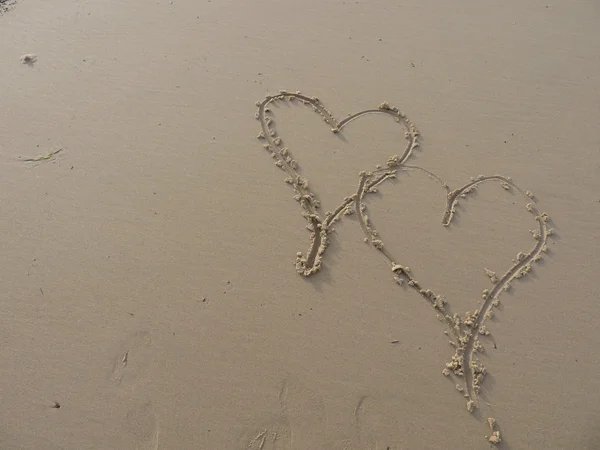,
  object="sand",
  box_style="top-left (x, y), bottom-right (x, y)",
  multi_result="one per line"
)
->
top-left (1, 1), bottom-right (599, 448)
